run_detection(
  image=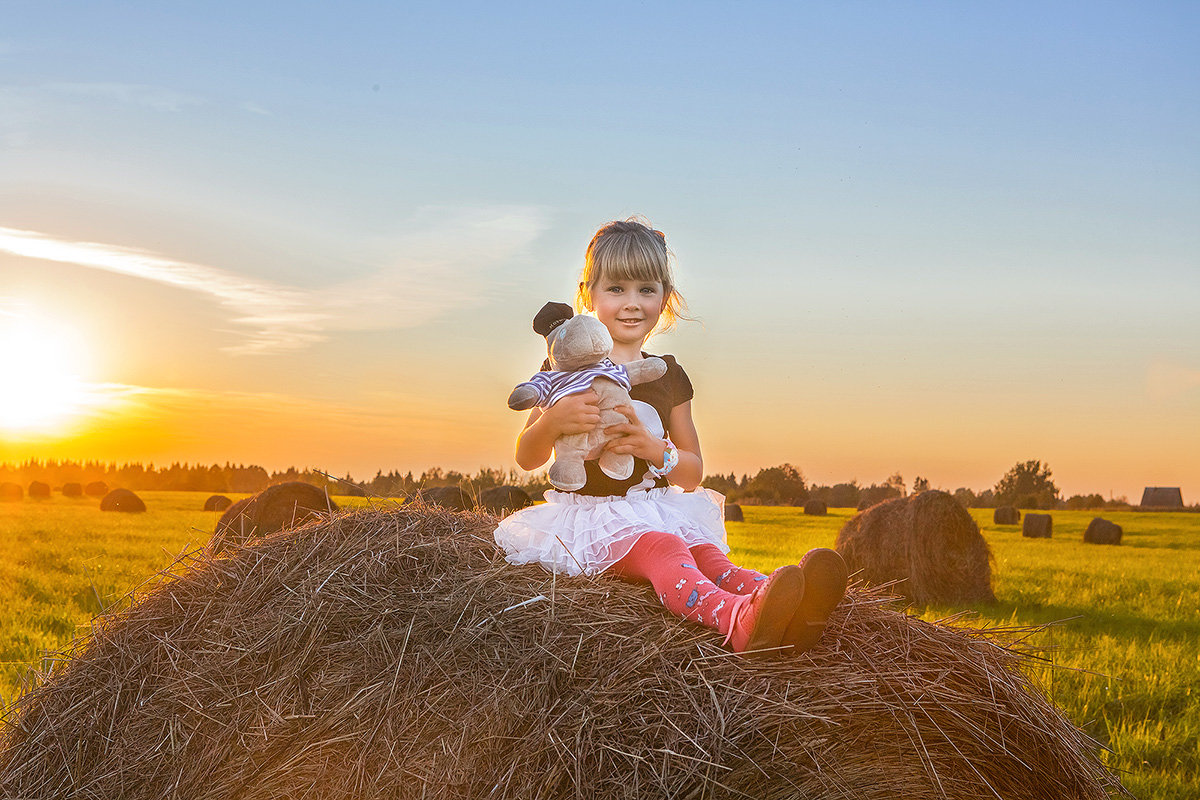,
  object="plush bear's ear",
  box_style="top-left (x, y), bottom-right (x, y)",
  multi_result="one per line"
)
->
top-left (533, 302), bottom-right (574, 338)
